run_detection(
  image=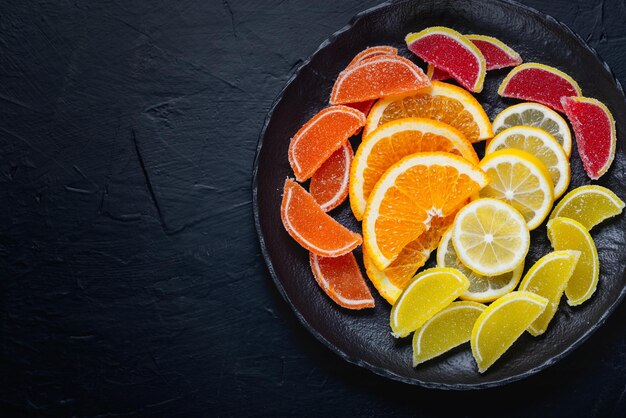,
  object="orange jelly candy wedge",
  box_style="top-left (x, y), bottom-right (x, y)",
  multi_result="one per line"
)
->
top-left (330, 55), bottom-right (431, 105)
top-left (310, 142), bottom-right (353, 212)
top-left (310, 252), bottom-right (375, 310)
top-left (288, 105), bottom-right (365, 182)
top-left (347, 45), bottom-right (398, 68)
top-left (281, 179), bottom-right (362, 257)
